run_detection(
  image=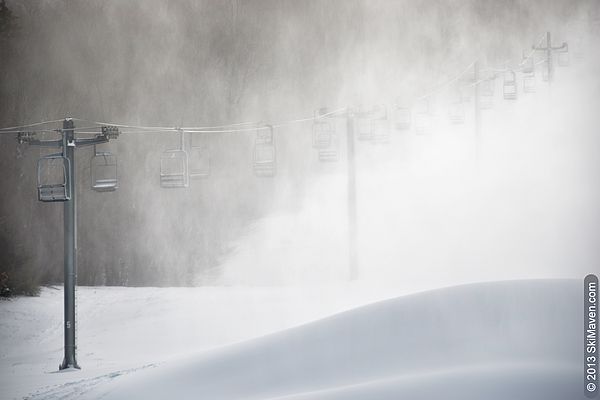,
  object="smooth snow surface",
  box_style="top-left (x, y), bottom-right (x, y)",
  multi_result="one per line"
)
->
top-left (62, 280), bottom-right (580, 400)
top-left (0, 284), bottom-right (404, 400)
